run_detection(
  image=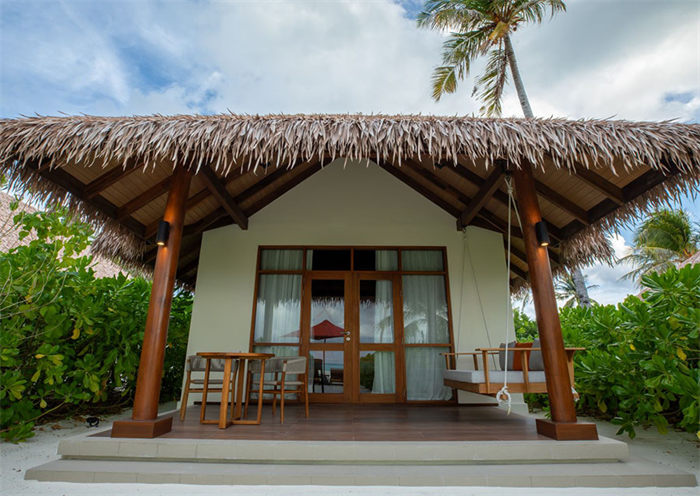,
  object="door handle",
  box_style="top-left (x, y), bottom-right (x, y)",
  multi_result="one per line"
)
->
top-left (344, 330), bottom-right (351, 341)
